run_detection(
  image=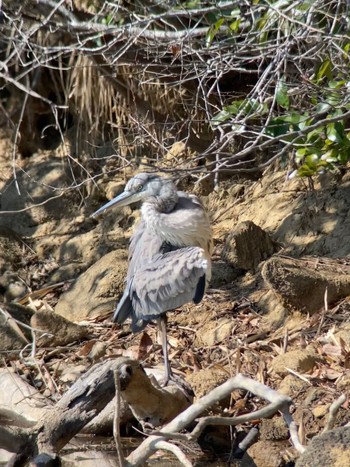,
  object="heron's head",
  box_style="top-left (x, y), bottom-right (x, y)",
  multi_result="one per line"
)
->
top-left (91, 173), bottom-right (177, 217)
